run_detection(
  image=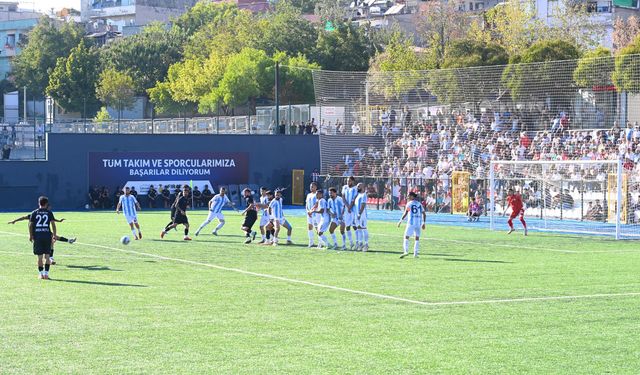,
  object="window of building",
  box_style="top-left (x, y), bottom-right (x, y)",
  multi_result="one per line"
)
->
top-left (5, 34), bottom-right (15, 49)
